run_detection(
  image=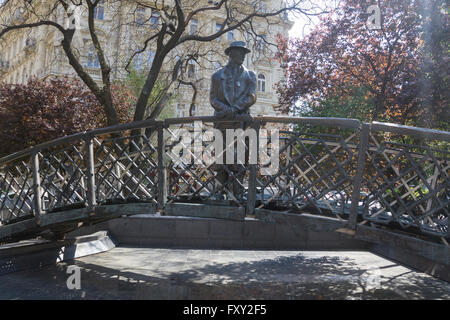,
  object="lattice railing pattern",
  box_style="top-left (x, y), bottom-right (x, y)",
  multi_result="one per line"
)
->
top-left (165, 123), bottom-right (250, 206)
top-left (256, 128), bottom-right (360, 218)
top-left (93, 131), bottom-right (159, 205)
top-left (0, 117), bottom-right (448, 240)
top-left (38, 142), bottom-right (87, 212)
top-left (362, 134), bottom-right (449, 237)
top-left (0, 156), bottom-right (34, 223)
